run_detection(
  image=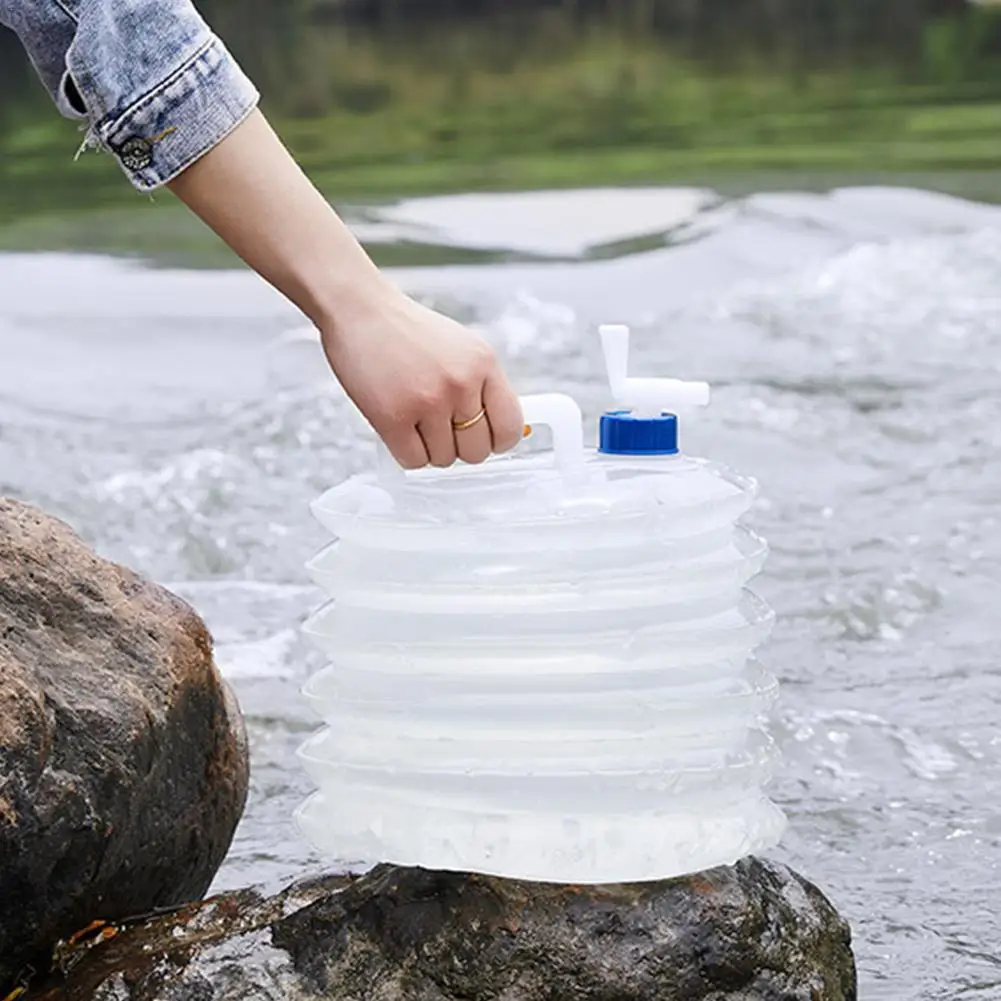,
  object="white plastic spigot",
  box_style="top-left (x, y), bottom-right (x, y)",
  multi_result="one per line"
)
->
top-left (600, 324), bottom-right (711, 419)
